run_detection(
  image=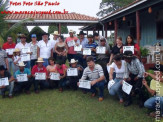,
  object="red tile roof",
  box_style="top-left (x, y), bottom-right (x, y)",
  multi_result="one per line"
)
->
top-left (5, 12), bottom-right (98, 21)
